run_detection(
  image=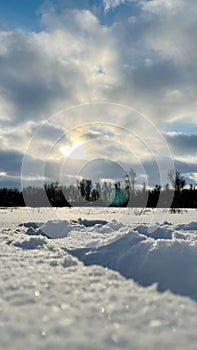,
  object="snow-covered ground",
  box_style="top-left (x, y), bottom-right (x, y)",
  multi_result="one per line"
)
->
top-left (1, 207), bottom-right (197, 350)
